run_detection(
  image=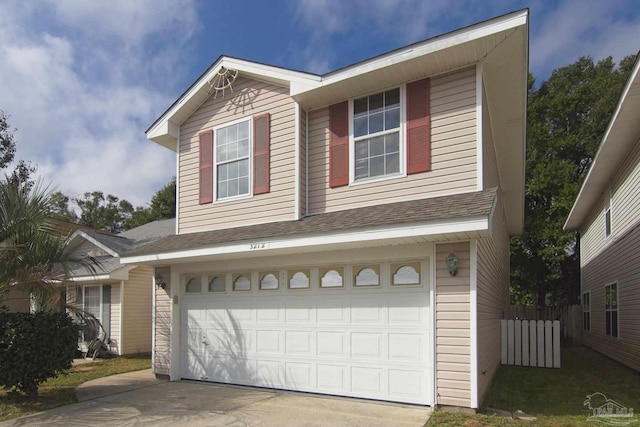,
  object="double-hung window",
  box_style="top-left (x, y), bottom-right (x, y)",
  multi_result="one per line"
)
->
top-left (605, 283), bottom-right (618, 338)
top-left (582, 291), bottom-right (590, 332)
top-left (215, 118), bottom-right (251, 200)
top-left (353, 88), bottom-right (401, 181)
